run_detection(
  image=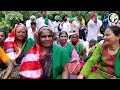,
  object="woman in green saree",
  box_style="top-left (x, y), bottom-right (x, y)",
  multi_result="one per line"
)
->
top-left (69, 33), bottom-right (86, 60)
top-left (53, 31), bottom-right (74, 62)
top-left (19, 26), bottom-right (69, 79)
top-left (53, 31), bottom-right (85, 79)
top-left (78, 26), bottom-right (120, 79)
